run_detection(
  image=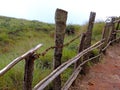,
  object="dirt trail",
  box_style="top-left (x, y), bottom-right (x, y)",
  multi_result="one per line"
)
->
top-left (70, 43), bottom-right (120, 90)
